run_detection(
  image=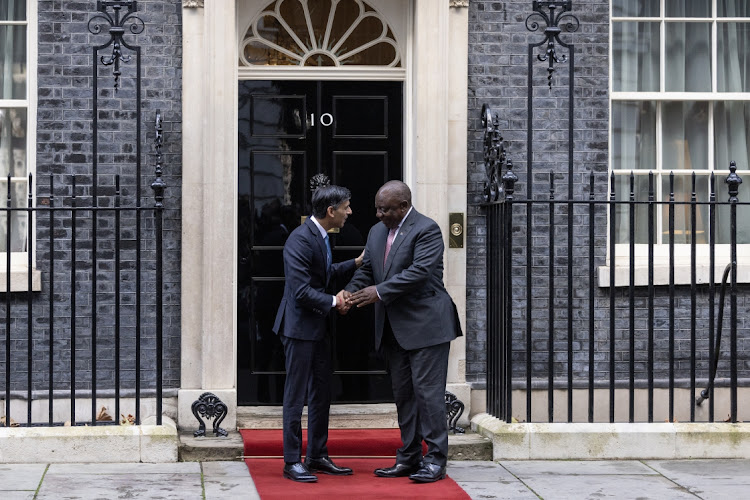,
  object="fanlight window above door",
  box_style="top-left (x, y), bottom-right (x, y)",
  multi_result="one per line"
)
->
top-left (240, 0), bottom-right (401, 67)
